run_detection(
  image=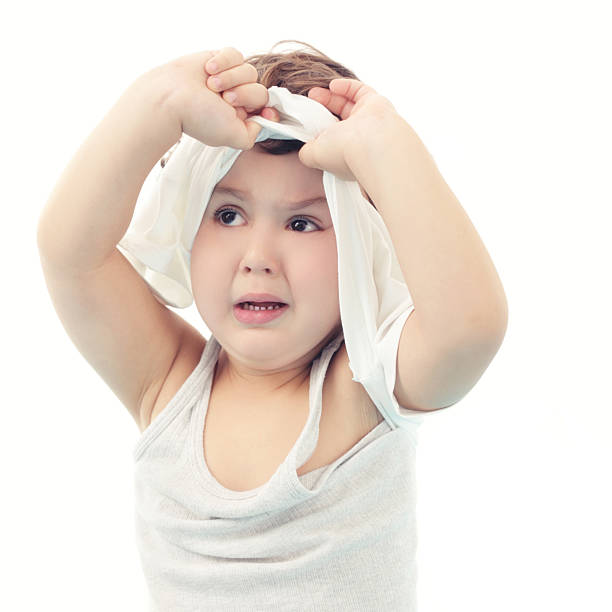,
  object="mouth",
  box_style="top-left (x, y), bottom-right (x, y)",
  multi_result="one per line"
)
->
top-left (233, 302), bottom-right (289, 324)
top-left (236, 301), bottom-right (287, 311)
